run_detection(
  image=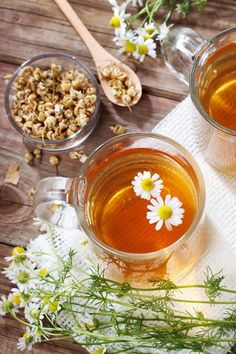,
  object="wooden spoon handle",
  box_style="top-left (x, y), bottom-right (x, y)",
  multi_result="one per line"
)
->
top-left (54, 0), bottom-right (110, 64)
